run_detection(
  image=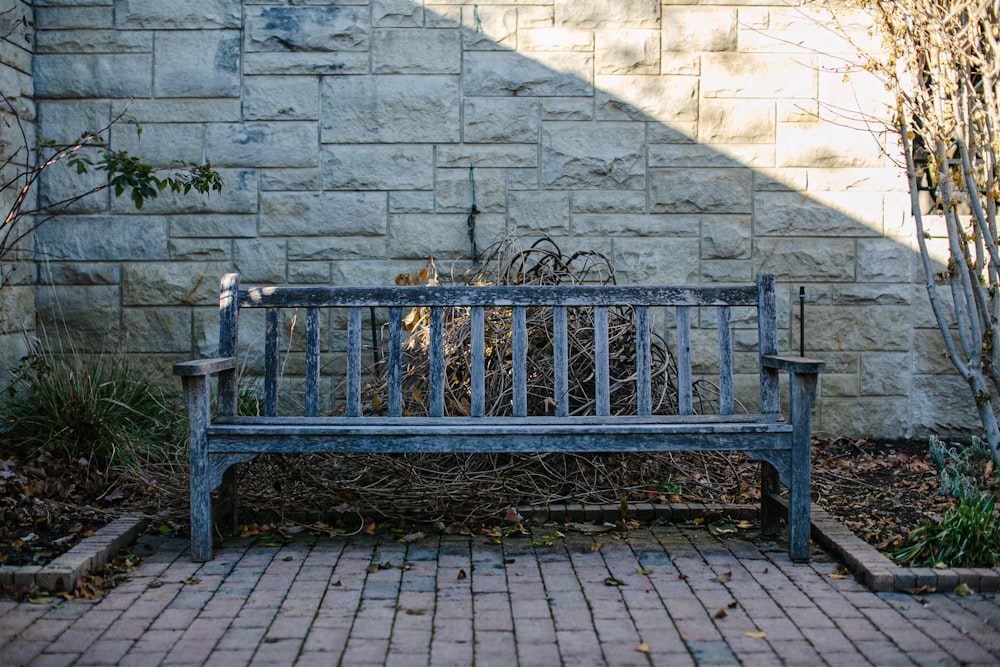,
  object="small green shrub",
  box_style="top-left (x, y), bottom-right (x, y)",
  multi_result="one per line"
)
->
top-left (1, 349), bottom-right (184, 469)
top-left (893, 492), bottom-right (1000, 567)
